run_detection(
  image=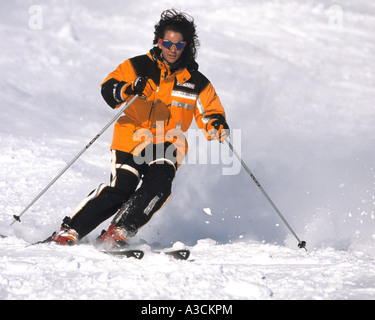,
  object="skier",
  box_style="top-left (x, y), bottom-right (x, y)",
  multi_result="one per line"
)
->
top-left (50, 9), bottom-right (229, 247)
